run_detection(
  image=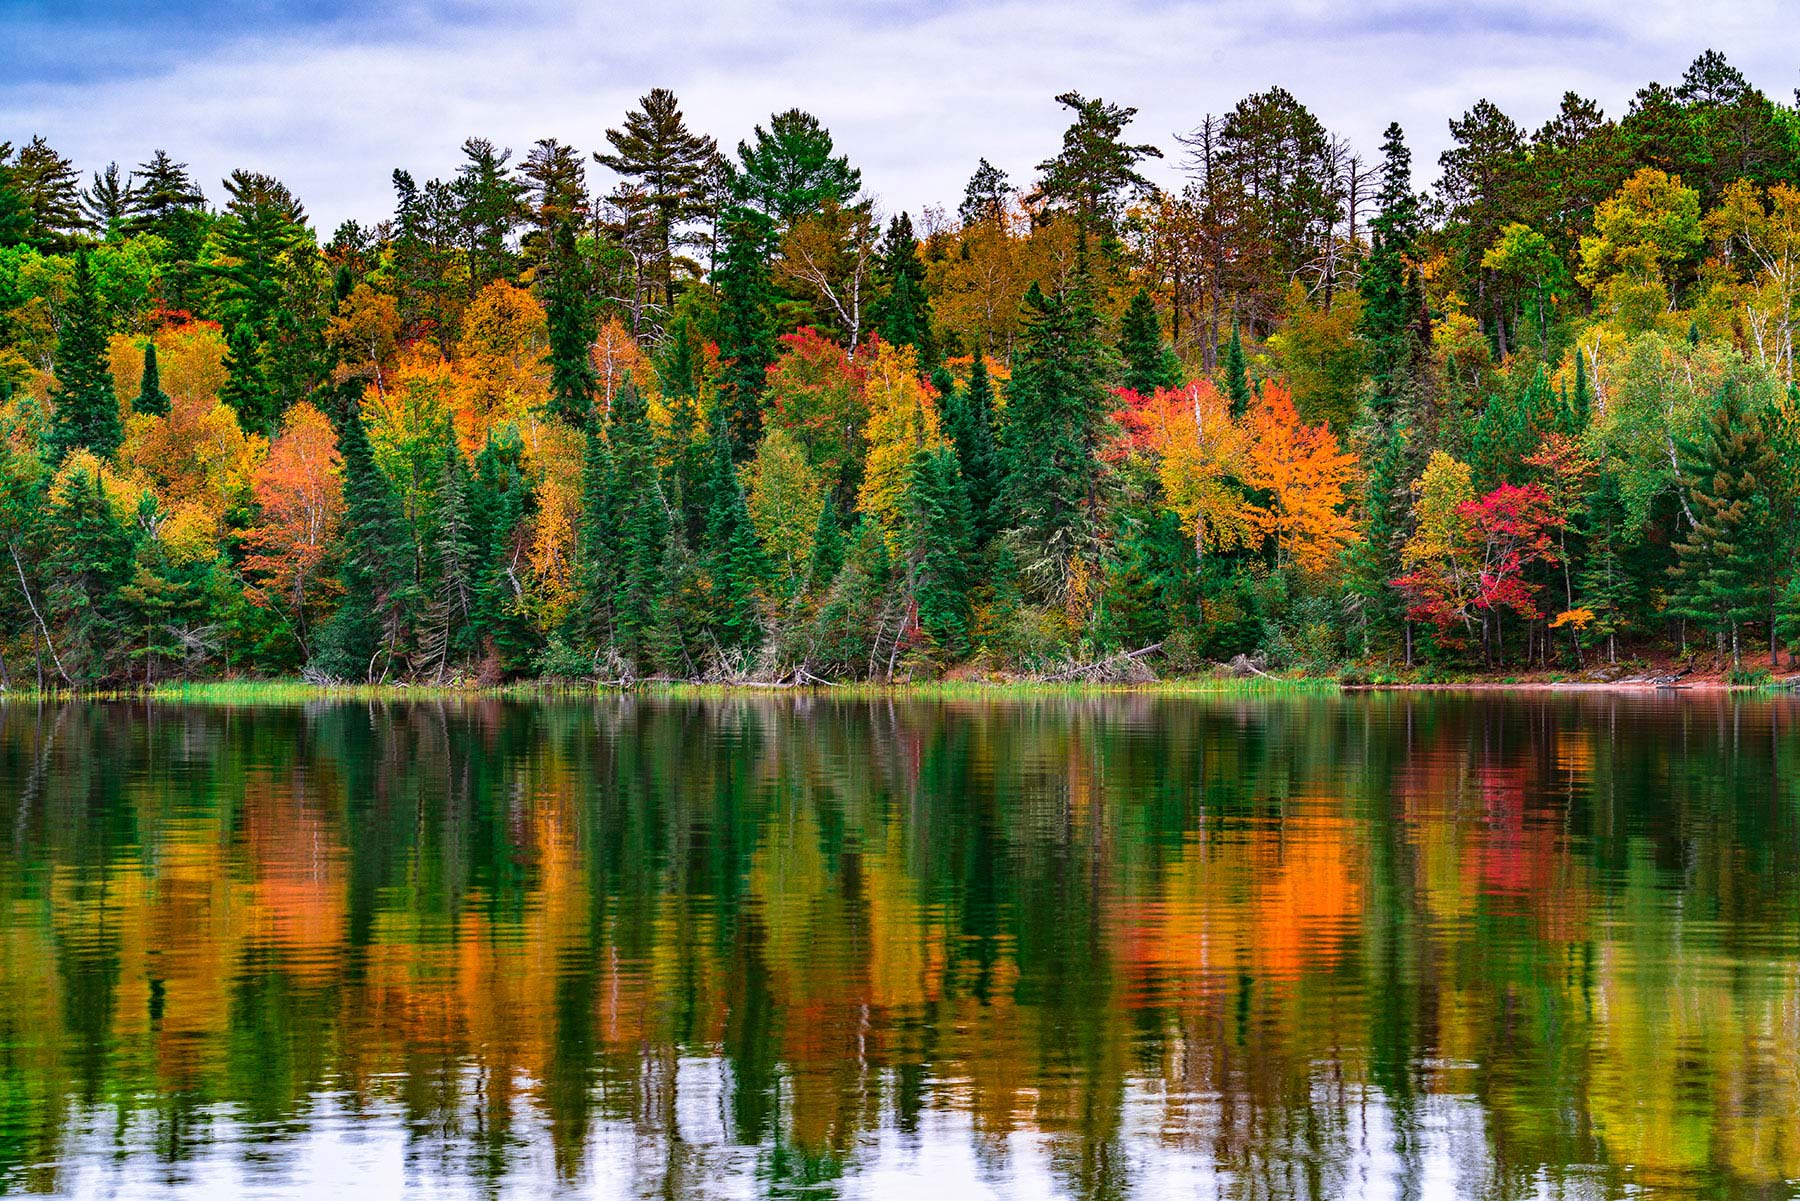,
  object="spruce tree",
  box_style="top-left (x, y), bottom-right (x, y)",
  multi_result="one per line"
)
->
top-left (1002, 279), bottom-right (1109, 600)
top-left (713, 204), bottom-right (777, 456)
top-left (944, 355), bottom-right (1001, 547)
top-left (468, 427), bottom-right (535, 673)
top-left (605, 379), bottom-right (671, 673)
top-left (544, 221), bottom-right (598, 427)
top-left (133, 341), bottom-right (171, 417)
top-left (1578, 467), bottom-right (1634, 663)
top-left (424, 438), bottom-right (476, 678)
top-left (876, 212), bottom-right (932, 361)
top-left (571, 420), bottom-right (616, 657)
top-left (45, 464), bottom-right (135, 683)
top-left (119, 495), bottom-right (213, 683)
top-left (48, 248), bottom-right (122, 462)
top-left (1223, 323), bottom-right (1252, 416)
top-left (314, 402), bottom-right (411, 680)
top-left (906, 446), bottom-right (974, 658)
top-left (1118, 288), bottom-right (1168, 395)
top-left (808, 498), bottom-right (845, 591)
top-left (1360, 122), bottom-right (1427, 405)
top-left (1670, 388), bottom-right (1778, 667)
top-left (703, 413), bottom-right (767, 654)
